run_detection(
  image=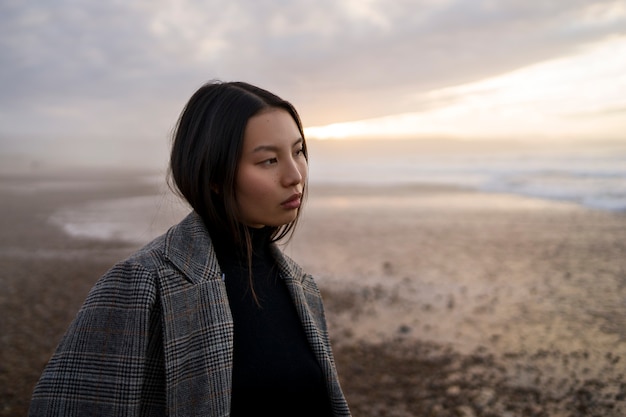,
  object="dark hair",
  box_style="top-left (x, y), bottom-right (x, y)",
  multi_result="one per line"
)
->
top-left (168, 80), bottom-right (308, 251)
